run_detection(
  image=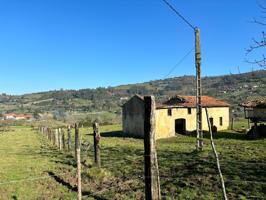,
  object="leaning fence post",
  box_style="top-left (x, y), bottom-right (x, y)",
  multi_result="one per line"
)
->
top-left (144, 96), bottom-right (161, 200)
top-left (75, 123), bottom-right (82, 200)
top-left (93, 122), bottom-right (101, 167)
top-left (205, 108), bottom-right (228, 200)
